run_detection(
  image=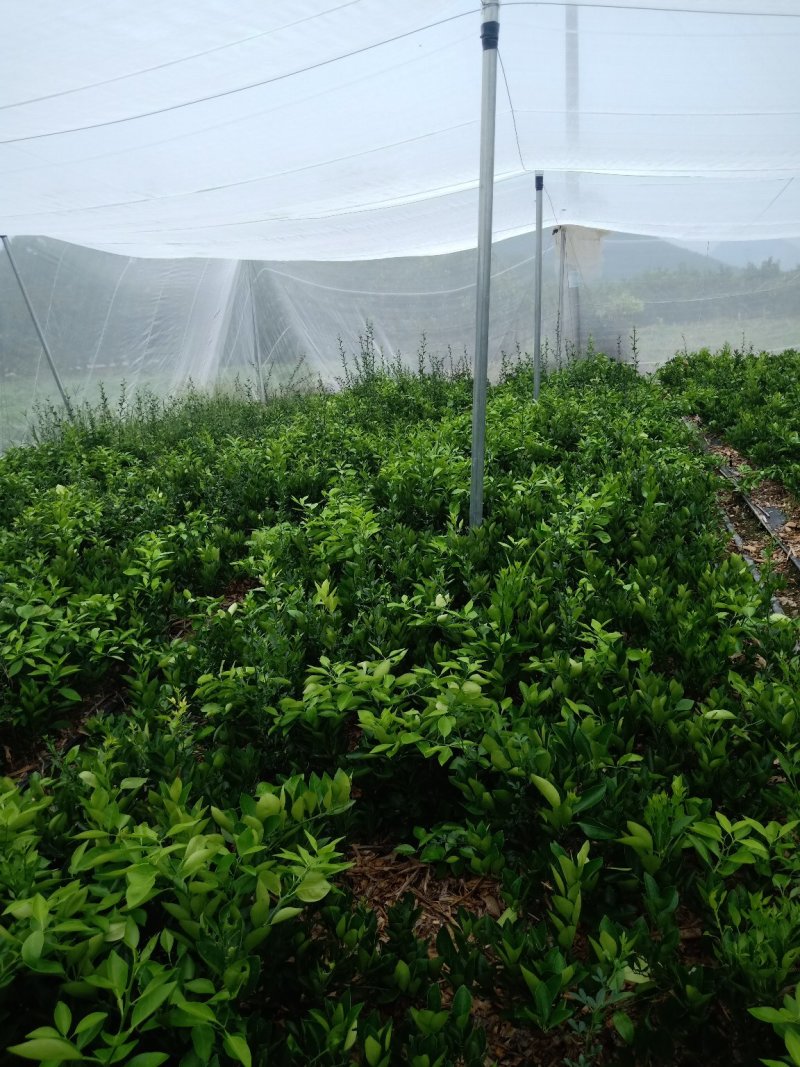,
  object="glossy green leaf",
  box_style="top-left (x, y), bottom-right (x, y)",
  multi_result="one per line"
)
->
top-left (7, 1038), bottom-right (82, 1060)
top-left (222, 1033), bottom-right (252, 1067)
